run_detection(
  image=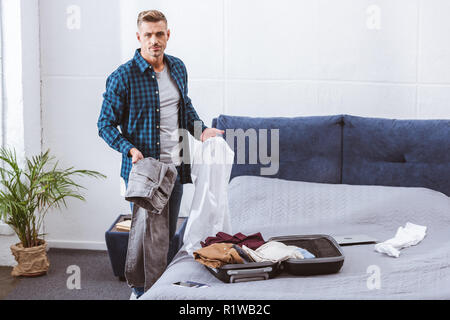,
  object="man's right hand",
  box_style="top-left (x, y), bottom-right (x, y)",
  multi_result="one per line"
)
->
top-left (129, 148), bottom-right (144, 164)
